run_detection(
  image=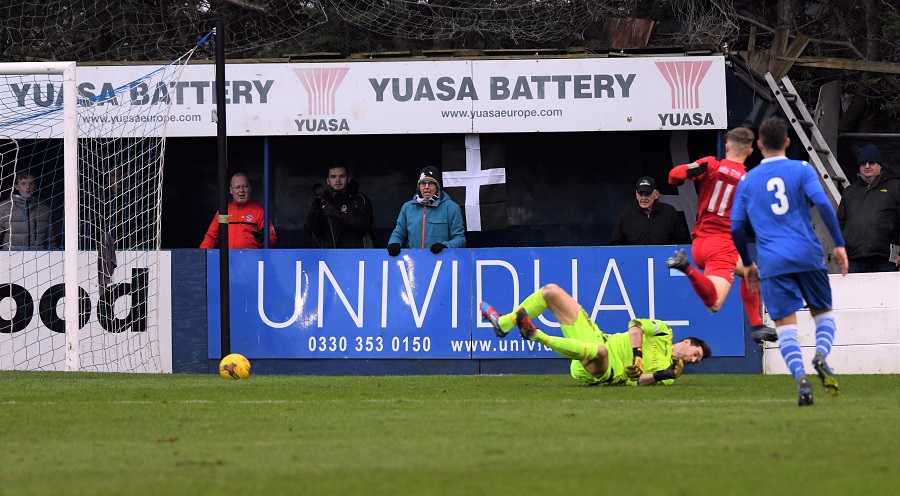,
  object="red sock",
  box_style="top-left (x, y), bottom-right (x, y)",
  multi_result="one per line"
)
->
top-left (684, 266), bottom-right (718, 308)
top-left (740, 278), bottom-right (763, 327)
